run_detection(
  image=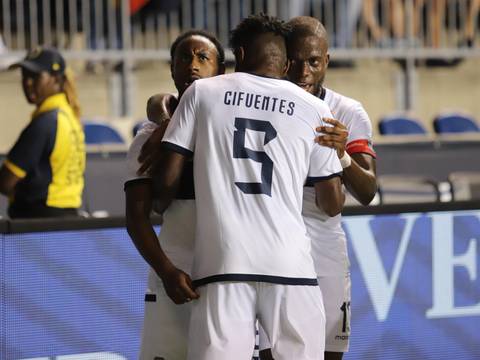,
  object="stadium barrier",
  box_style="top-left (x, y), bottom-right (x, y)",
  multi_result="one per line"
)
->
top-left (2, 135), bottom-right (480, 218)
top-left (1, 201), bottom-right (480, 359)
top-left (1, 0), bottom-right (479, 58)
top-left (1, 0), bottom-right (479, 115)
